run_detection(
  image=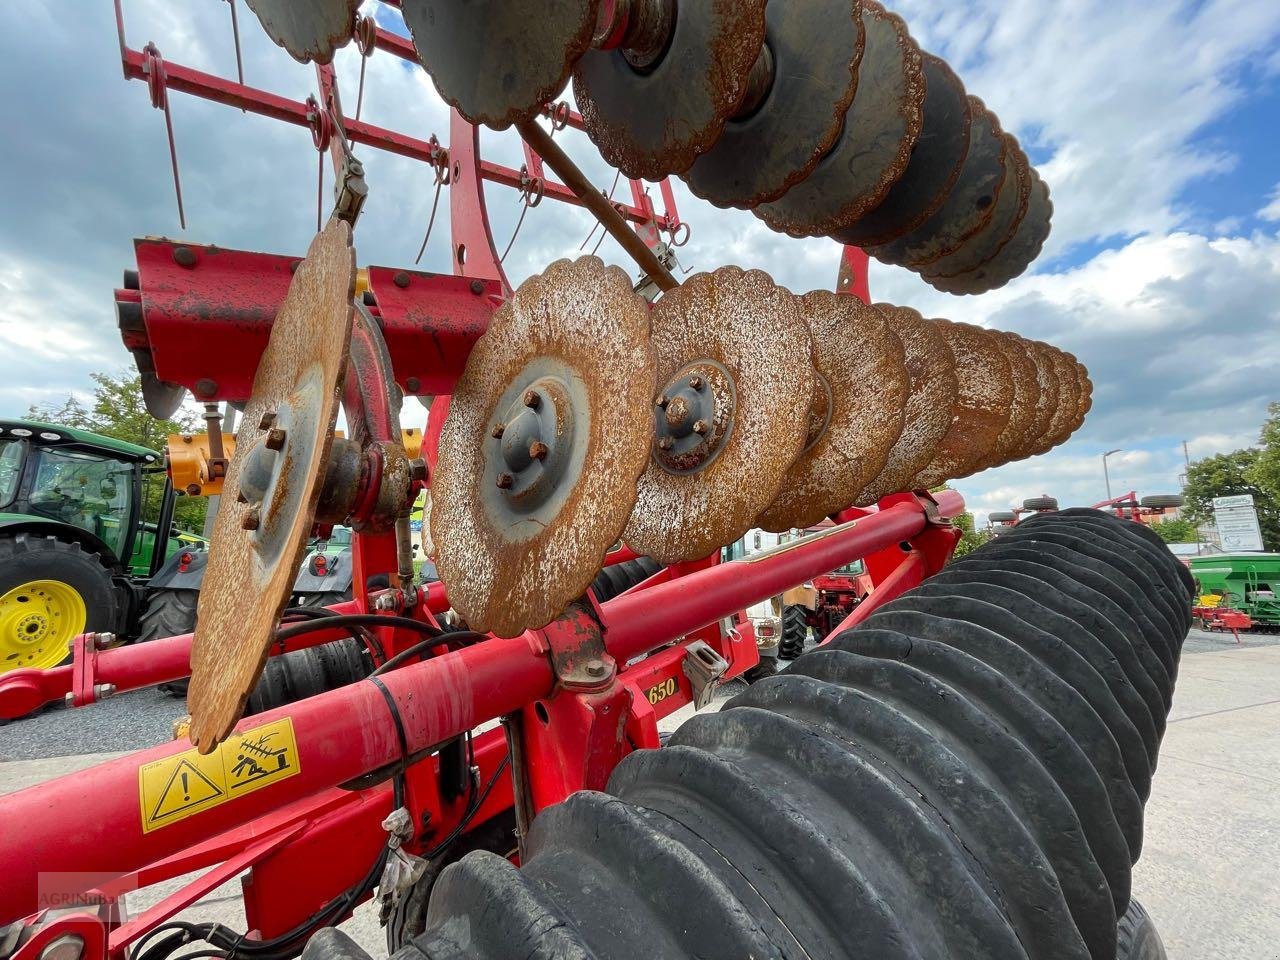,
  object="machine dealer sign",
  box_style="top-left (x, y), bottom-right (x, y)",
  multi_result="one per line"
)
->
top-left (1212, 494), bottom-right (1265, 552)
